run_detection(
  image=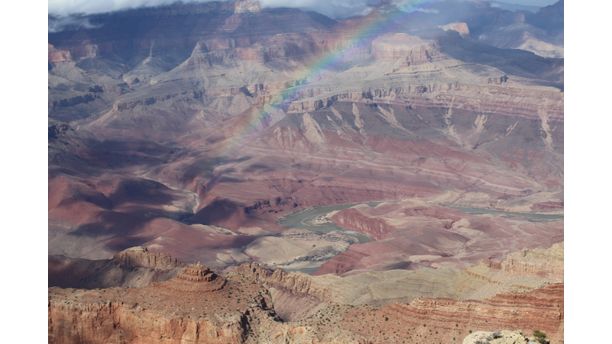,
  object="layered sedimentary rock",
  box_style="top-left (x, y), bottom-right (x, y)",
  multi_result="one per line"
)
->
top-left (113, 246), bottom-right (183, 270)
top-left (234, 263), bottom-right (330, 300)
top-left (311, 242), bottom-right (564, 306)
top-left (336, 283), bottom-right (563, 344)
top-left (49, 263), bottom-right (266, 344)
top-left (232, 263), bottom-right (331, 321)
top-left (330, 208), bottom-right (394, 240)
top-left (495, 242), bottom-right (564, 279)
top-left (48, 246), bottom-right (185, 289)
top-left (48, 2), bottom-right (564, 342)
top-left (170, 262), bottom-right (227, 292)
top-left (371, 33), bottom-right (443, 65)
top-left (48, 0), bottom-right (563, 268)
top-left (316, 200), bottom-right (563, 275)
top-left (49, 269), bottom-right (563, 344)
